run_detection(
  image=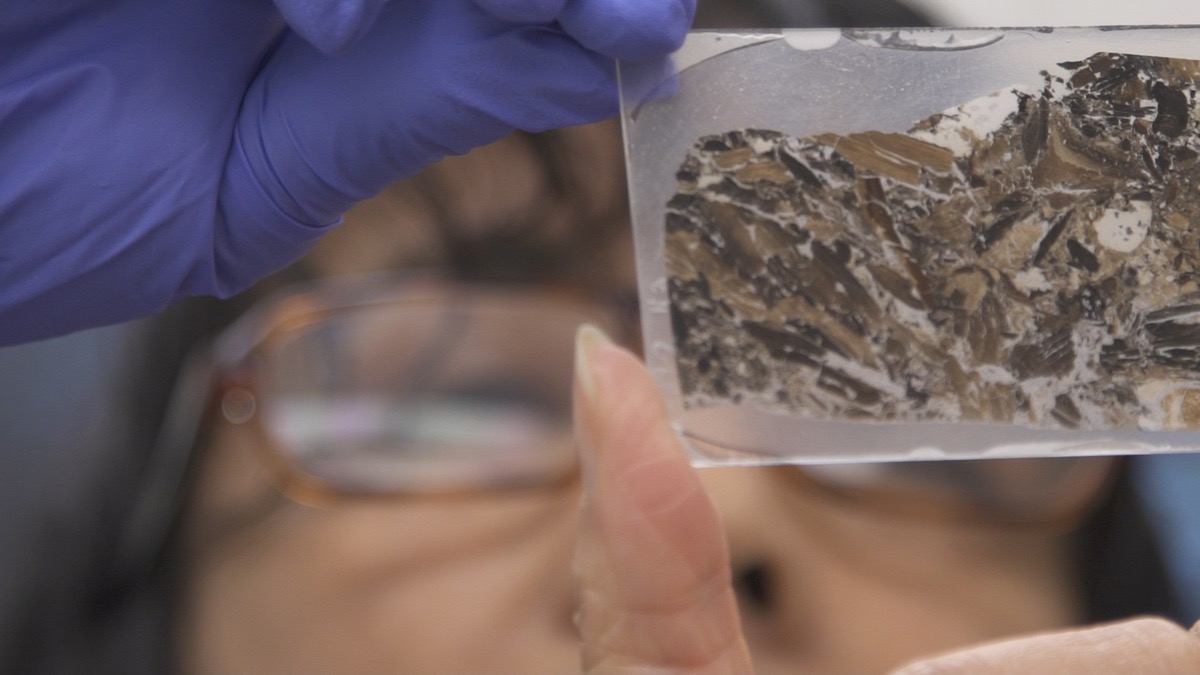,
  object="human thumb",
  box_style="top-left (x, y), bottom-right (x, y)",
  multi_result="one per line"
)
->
top-left (572, 325), bottom-right (752, 674)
